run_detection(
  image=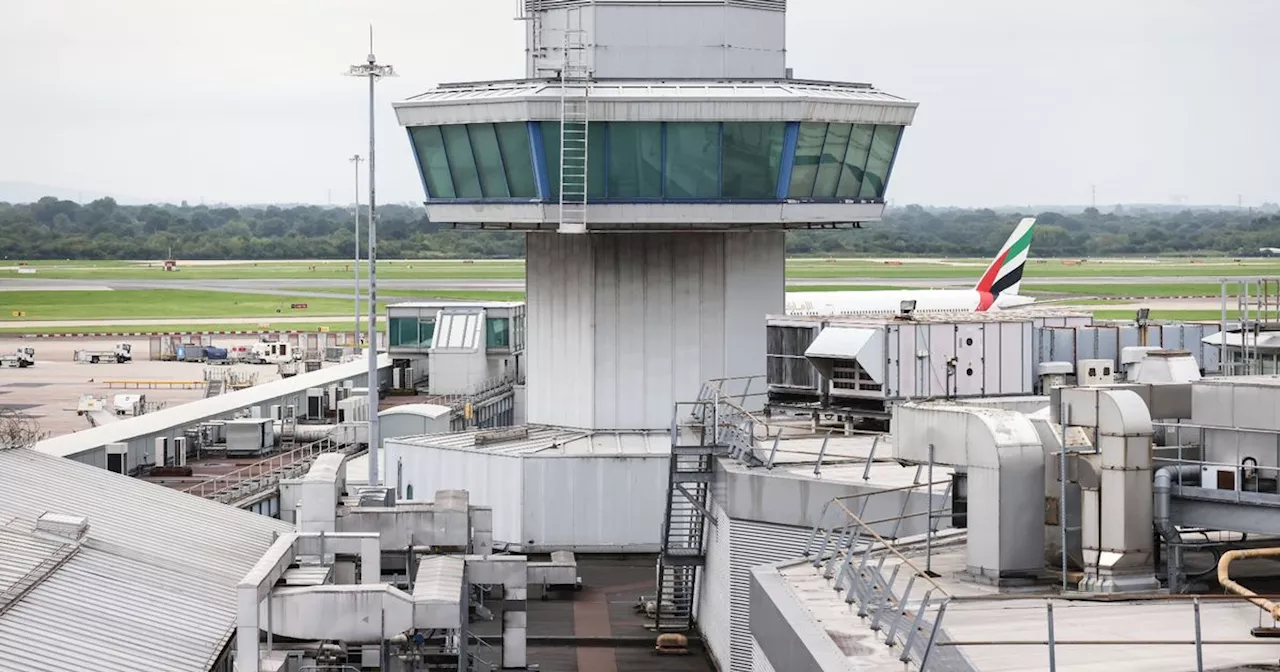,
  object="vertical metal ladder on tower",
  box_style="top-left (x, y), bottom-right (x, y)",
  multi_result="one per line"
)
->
top-left (654, 399), bottom-right (723, 631)
top-left (557, 19), bottom-right (590, 235)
